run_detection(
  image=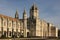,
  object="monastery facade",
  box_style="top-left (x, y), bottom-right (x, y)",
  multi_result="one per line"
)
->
top-left (0, 4), bottom-right (58, 38)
